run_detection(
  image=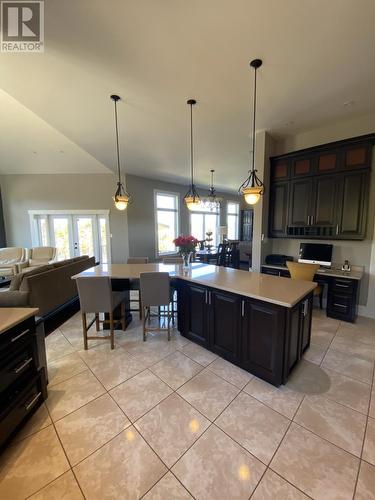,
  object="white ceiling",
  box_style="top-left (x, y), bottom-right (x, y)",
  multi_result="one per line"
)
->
top-left (0, 0), bottom-right (375, 190)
